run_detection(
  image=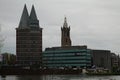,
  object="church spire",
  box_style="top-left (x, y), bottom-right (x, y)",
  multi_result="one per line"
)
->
top-left (29, 5), bottom-right (38, 20)
top-left (19, 4), bottom-right (29, 28)
top-left (63, 17), bottom-right (68, 28)
top-left (29, 5), bottom-right (39, 28)
top-left (61, 17), bottom-right (72, 47)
